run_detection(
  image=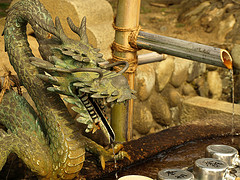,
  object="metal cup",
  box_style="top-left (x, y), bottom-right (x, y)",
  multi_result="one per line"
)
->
top-left (193, 158), bottom-right (228, 180)
top-left (157, 169), bottom-right (194, 180)
top-left (205, 144), bottom-right (239, 166)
